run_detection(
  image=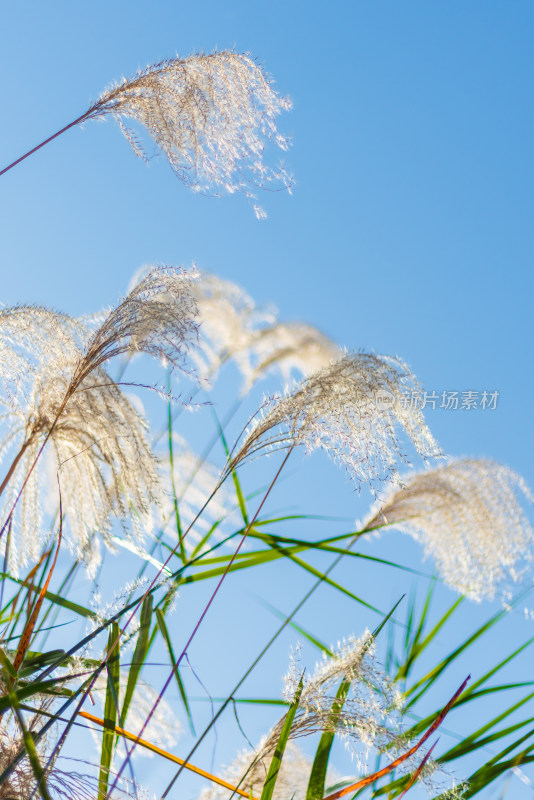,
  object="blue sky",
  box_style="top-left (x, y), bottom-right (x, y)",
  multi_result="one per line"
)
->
top-left (1, 2), bottom-right (534, 797)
